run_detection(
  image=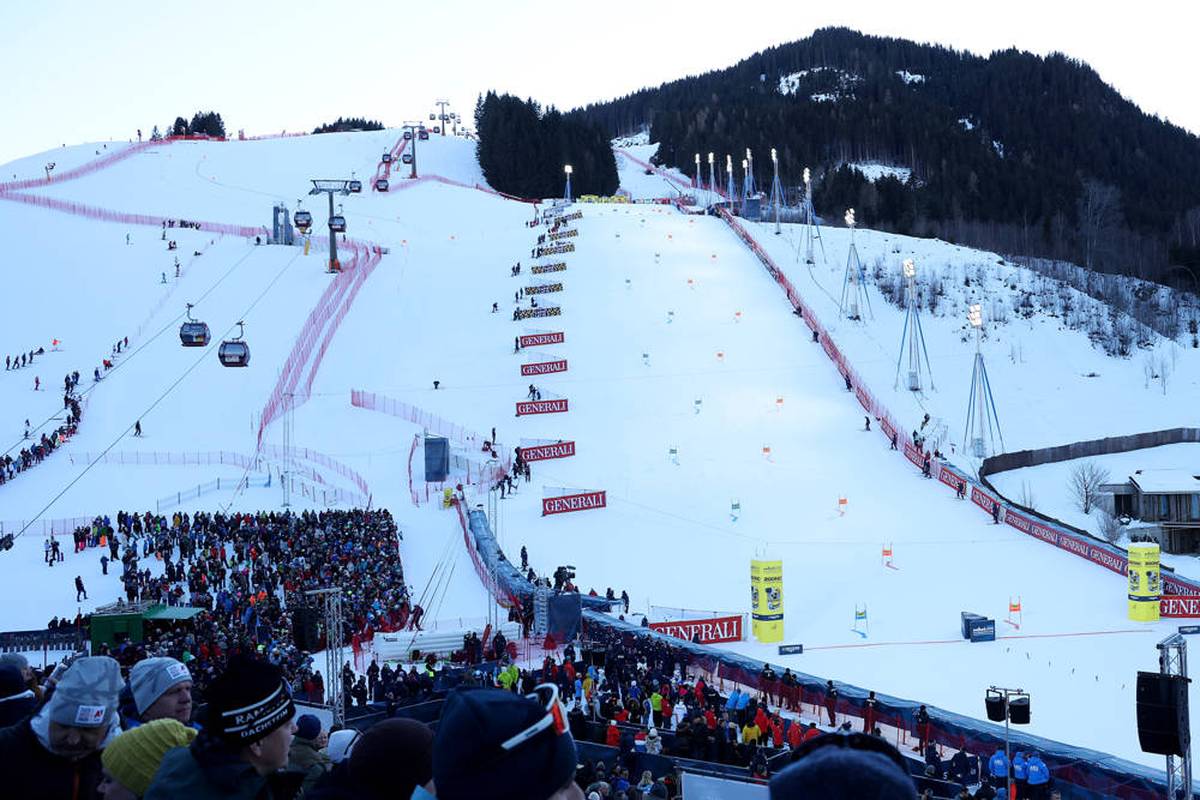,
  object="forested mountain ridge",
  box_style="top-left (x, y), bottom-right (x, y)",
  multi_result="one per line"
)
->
top-left (572, 27), bottom-right (1200, 287)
